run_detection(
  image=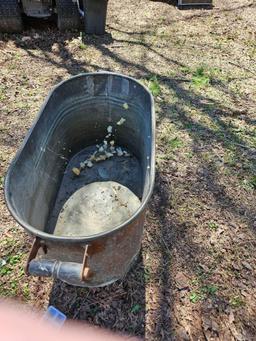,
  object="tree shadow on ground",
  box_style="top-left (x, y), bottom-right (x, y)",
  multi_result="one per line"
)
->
top-left (1, 11), bottom-right (255, 338)
top-left (49, 253), bottom-right (146, 338)
top-left (2, 12), bottom-right (255, 249)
